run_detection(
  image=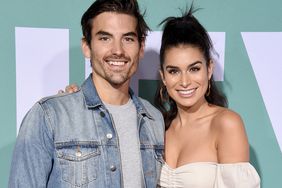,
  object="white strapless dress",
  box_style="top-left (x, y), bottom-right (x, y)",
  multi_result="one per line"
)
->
top-left (158, 162), bottom-right (260, 188)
